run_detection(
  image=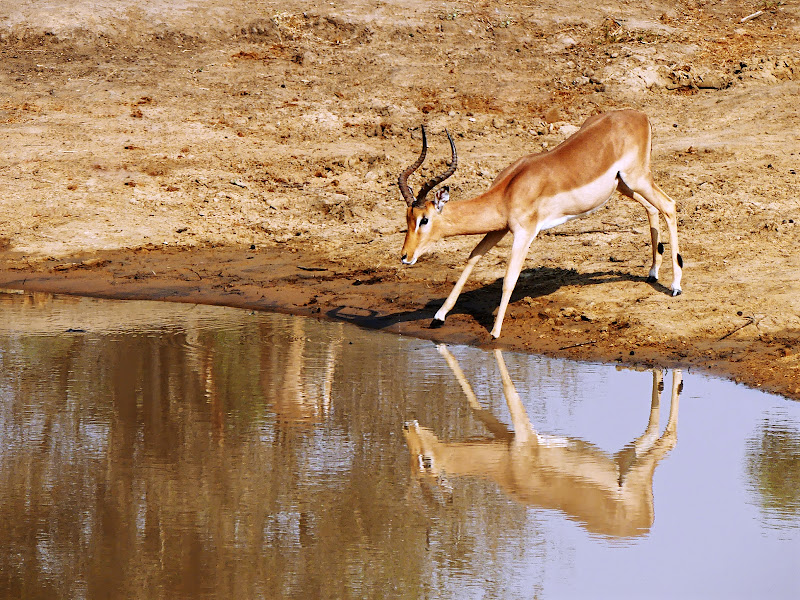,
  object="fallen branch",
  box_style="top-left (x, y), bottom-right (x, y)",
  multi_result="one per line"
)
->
top-left (559, 340), bottom-right (596, 350)
top-left (719, 316), bottom-right (755, 340)
top-left (740, 10), bottom-right (764, 24)
top-left (546, 227), bottom-right (634, 237)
